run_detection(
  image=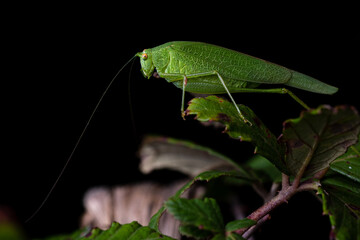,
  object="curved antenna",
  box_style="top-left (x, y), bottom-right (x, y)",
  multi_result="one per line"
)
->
top-left (25, 54), bottom-right (137, 223)
top-left (127, 58), bottom-right (138, 141)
